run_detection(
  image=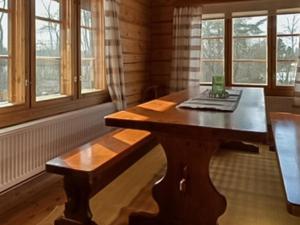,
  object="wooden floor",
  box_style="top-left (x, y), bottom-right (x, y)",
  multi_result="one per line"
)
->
top-left (0, 174), bottom-right (65, 225)
top-left (1, 144), bottom-right (300, 225)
